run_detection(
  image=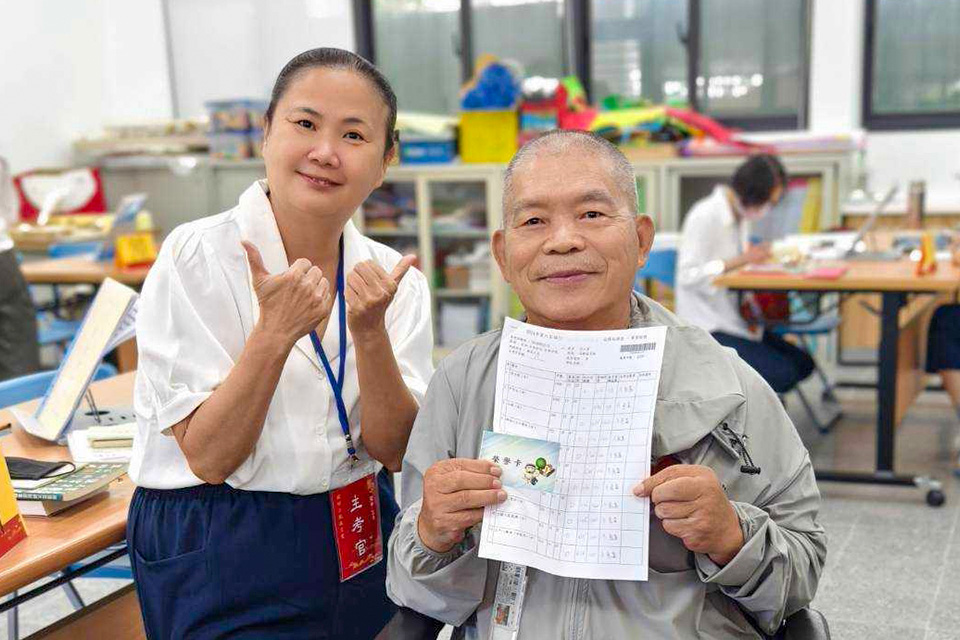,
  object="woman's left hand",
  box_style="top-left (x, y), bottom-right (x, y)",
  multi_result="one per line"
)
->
top-left (345, 256), bottom-right (417, 337)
